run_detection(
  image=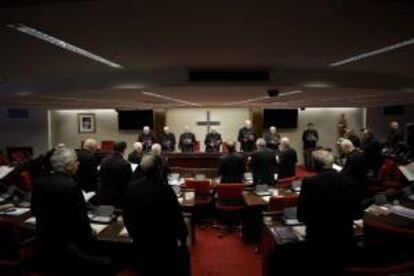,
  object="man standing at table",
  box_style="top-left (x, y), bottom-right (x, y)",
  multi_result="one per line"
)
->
top-left (297, 149), bottom-right (362, 275)
top-left (74, 138), bottom-right (99, 192)
top-left (179, 125), bottom-right (197, 153)
top-left (159, 126), bottom-right (176, 152)
top-left (248, 138), bottom-right (278, 185)
top-left (263, 126), bottom-right (281, 151)
top-left (238, 119), bottom-right (255, 152)
top-left (302, 122), bottom-right (319, 169)
top-left (217, 140), bottom-right (246, 183)
top-left (137, 126), bottom-right (156, 152)
top-left (204, 127), bottom-right (222, 153)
